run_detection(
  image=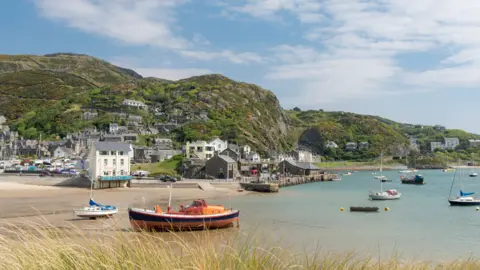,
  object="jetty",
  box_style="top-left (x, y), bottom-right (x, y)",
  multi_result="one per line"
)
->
top-left (239, 173), bottom-right (337, 193)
